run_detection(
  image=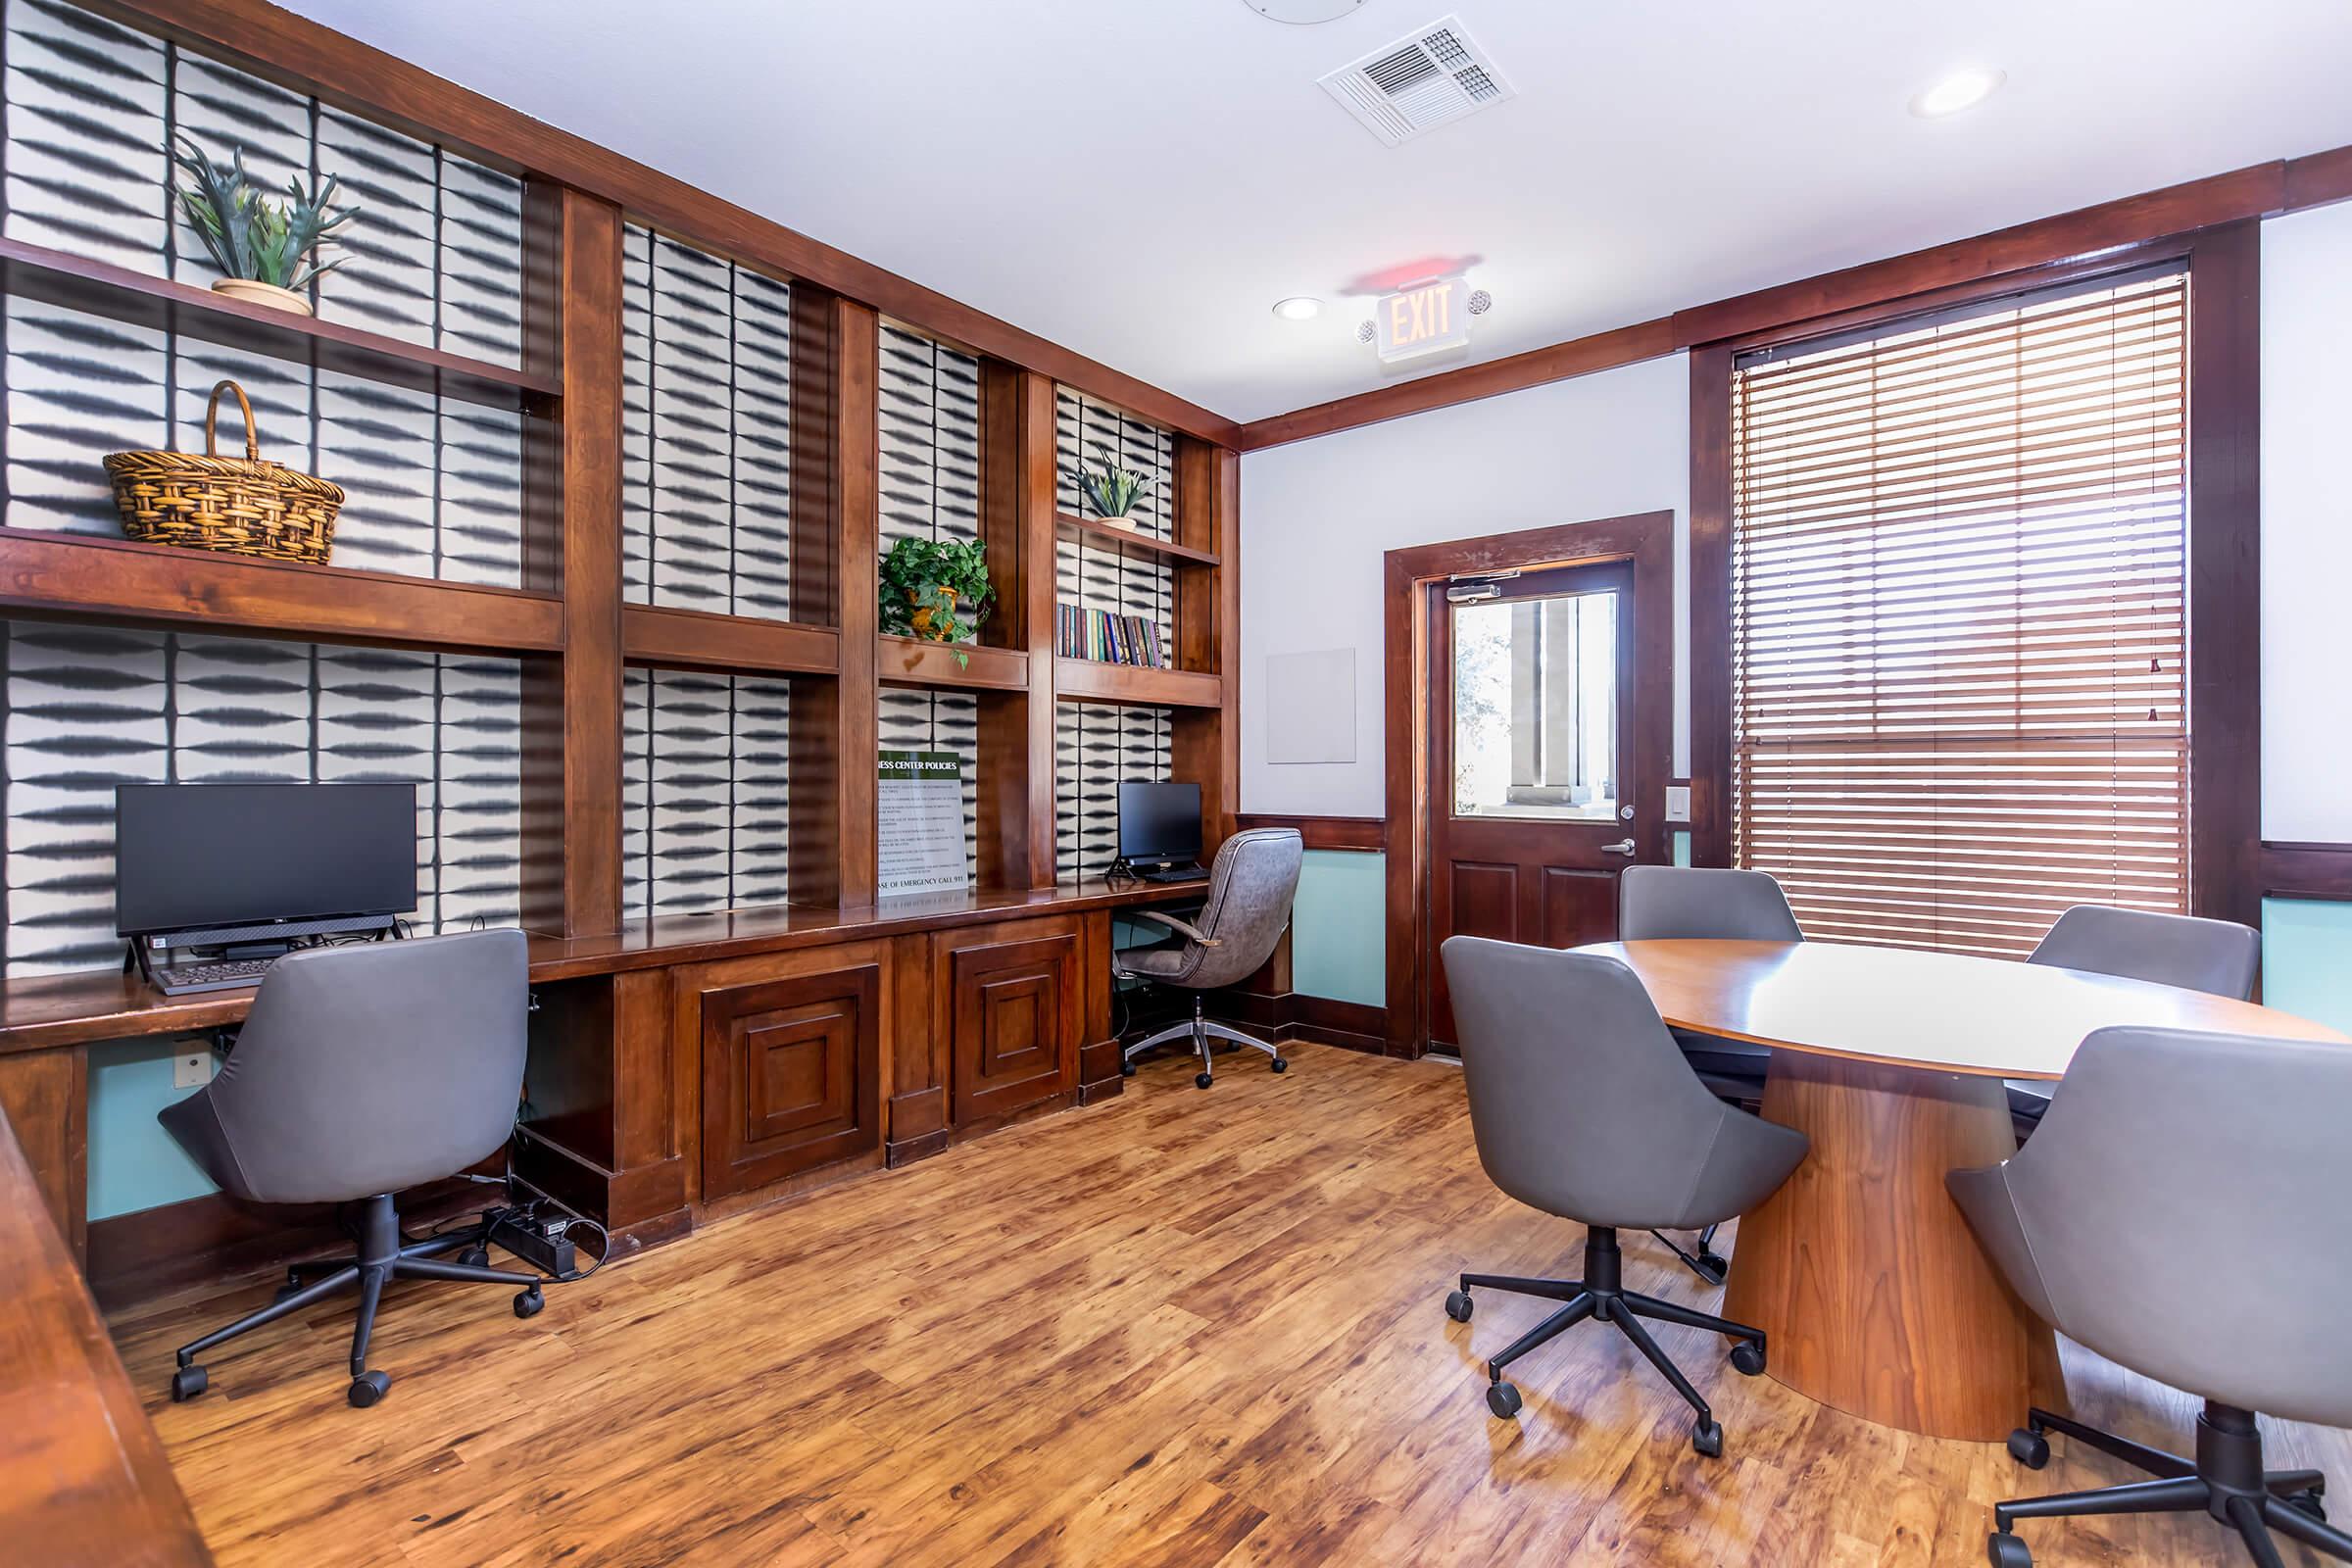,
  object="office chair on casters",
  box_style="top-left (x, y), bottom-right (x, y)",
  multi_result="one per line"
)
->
top-left (1616, 863), bottom-right (1804, 1285)
top-left (1115, 827), bottom-right (1301, 1089)
top-left (1438, 937), bottom-right (1808, 1455)
top-left (158, 929), bottom-right (551, 1409)
top-left (1950, 1026), bottom-right (2352, 1568)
